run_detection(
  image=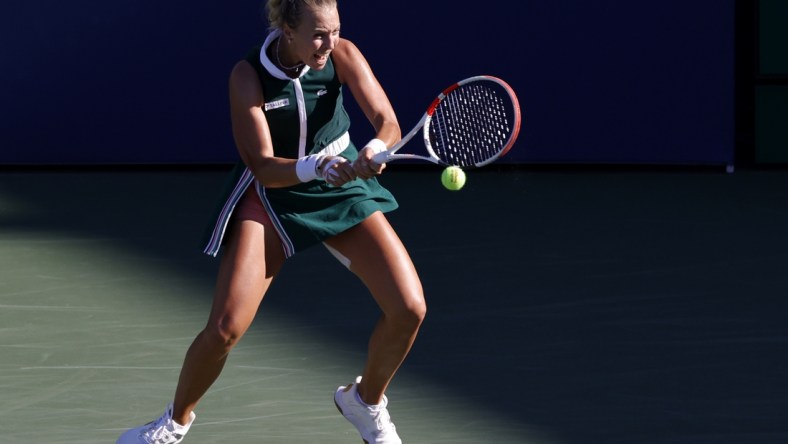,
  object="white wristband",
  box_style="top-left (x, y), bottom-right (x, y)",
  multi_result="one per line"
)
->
top-left (295, 154), bottom-right (325, 182)
top-left (365, 138), bottom-right (387, 155)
